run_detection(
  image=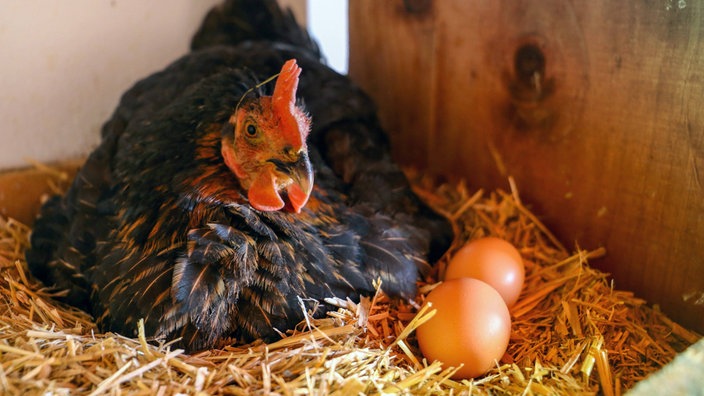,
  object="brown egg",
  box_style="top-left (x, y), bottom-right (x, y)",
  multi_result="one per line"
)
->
top-left (416, 278), bottom-right (512, 379)
top-left (445, 237), bottom-right (525, 307)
